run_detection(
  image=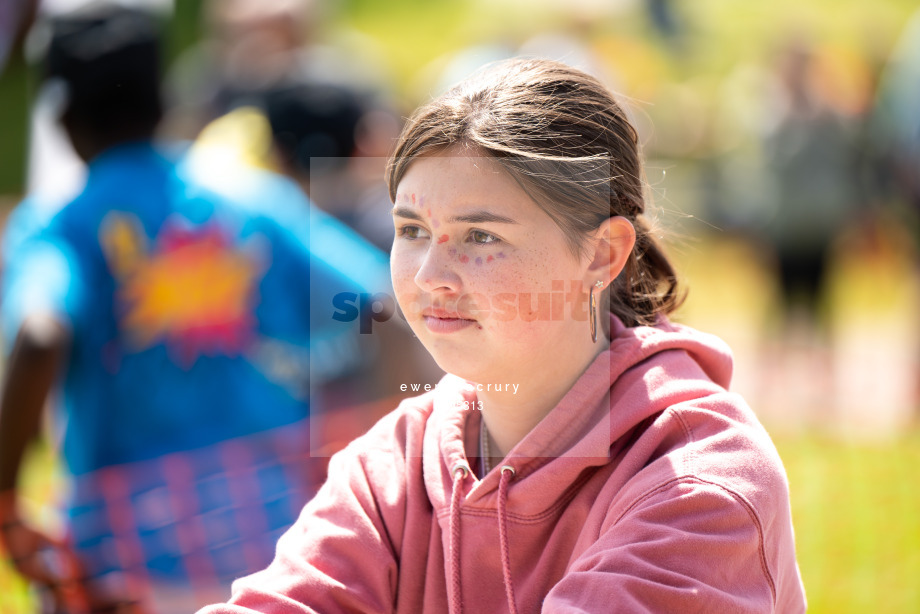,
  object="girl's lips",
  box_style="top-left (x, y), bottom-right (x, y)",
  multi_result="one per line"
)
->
top-left (423, 315), bottom-right (477, 334)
